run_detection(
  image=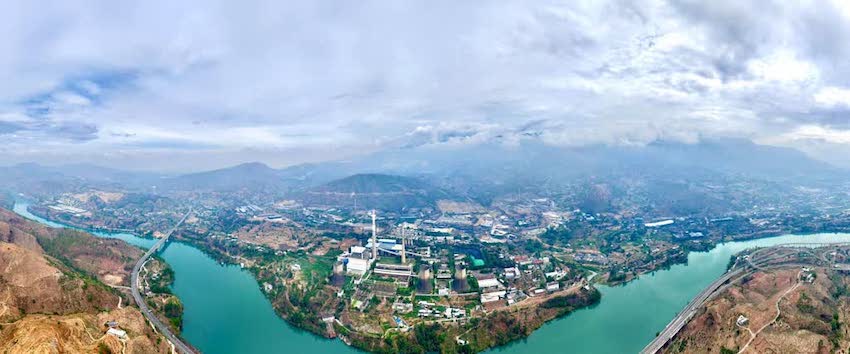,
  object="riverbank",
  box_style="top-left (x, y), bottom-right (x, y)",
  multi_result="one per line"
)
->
top-left (169, 217), bottom-right (606, 353)
top-left (12, 201), bottom-right (357, 354)
top-left (491, 232), bottom-right (850, 354)
top-left (143, 256), bottom-right (185, 334)
top-left (17, 199), bottom-right (850, 354)
top-left (598, 228), bottom-right (850, 288)
top-left (25, 204), bottom-right (149, 236)
top-left (11, 202), bottom-right (195, 352)
top-left (334, 286), bottom-right (601, 353)
top-left (141, 230), bottom-right (850, 353)
top-left (18, 202), bottom-right (607, 353)
top-left (0, 208), bottom-right (174, 354)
